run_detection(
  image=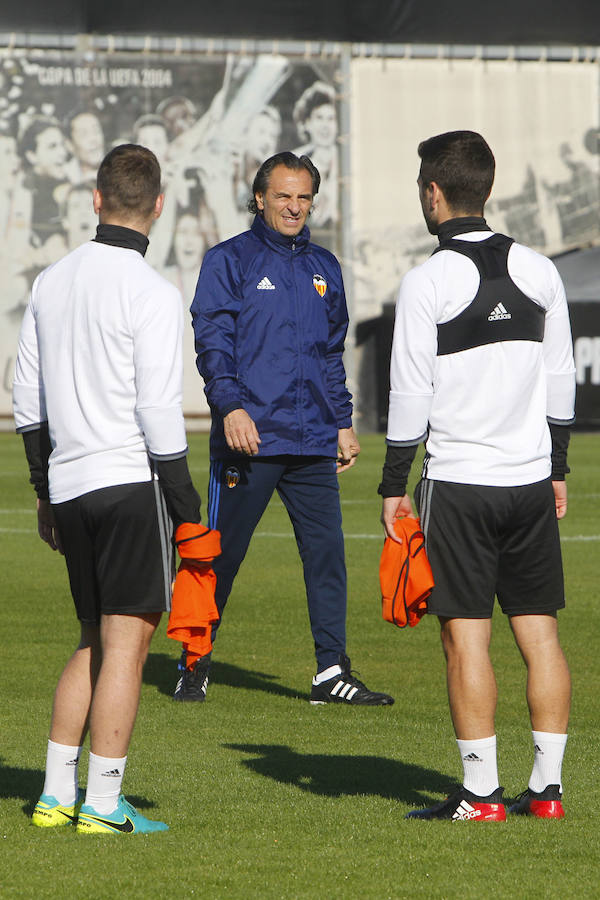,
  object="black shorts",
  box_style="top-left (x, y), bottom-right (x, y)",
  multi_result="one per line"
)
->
top-left (415, 477), bottom-right (565, 619)
top-left (52, 480), bottom-right (174, 624)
